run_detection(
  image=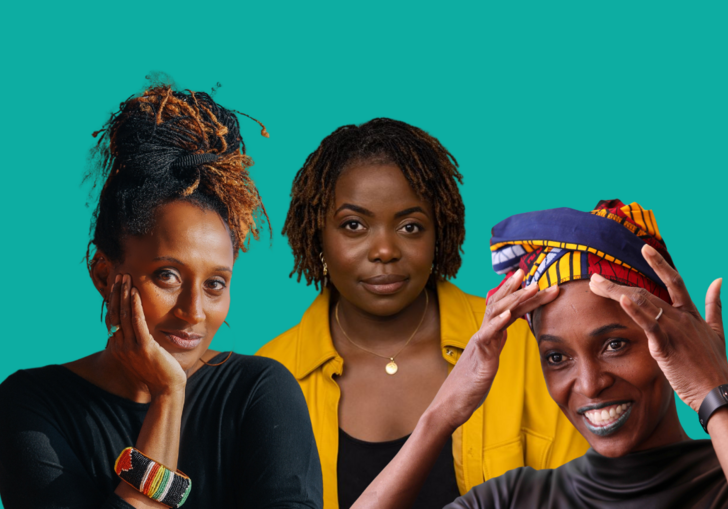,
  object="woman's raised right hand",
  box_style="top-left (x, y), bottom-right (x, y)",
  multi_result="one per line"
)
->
top-left (106, 274), bottom-right (187, 398)
top-left (428, 269), bottom-right (560, 432)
